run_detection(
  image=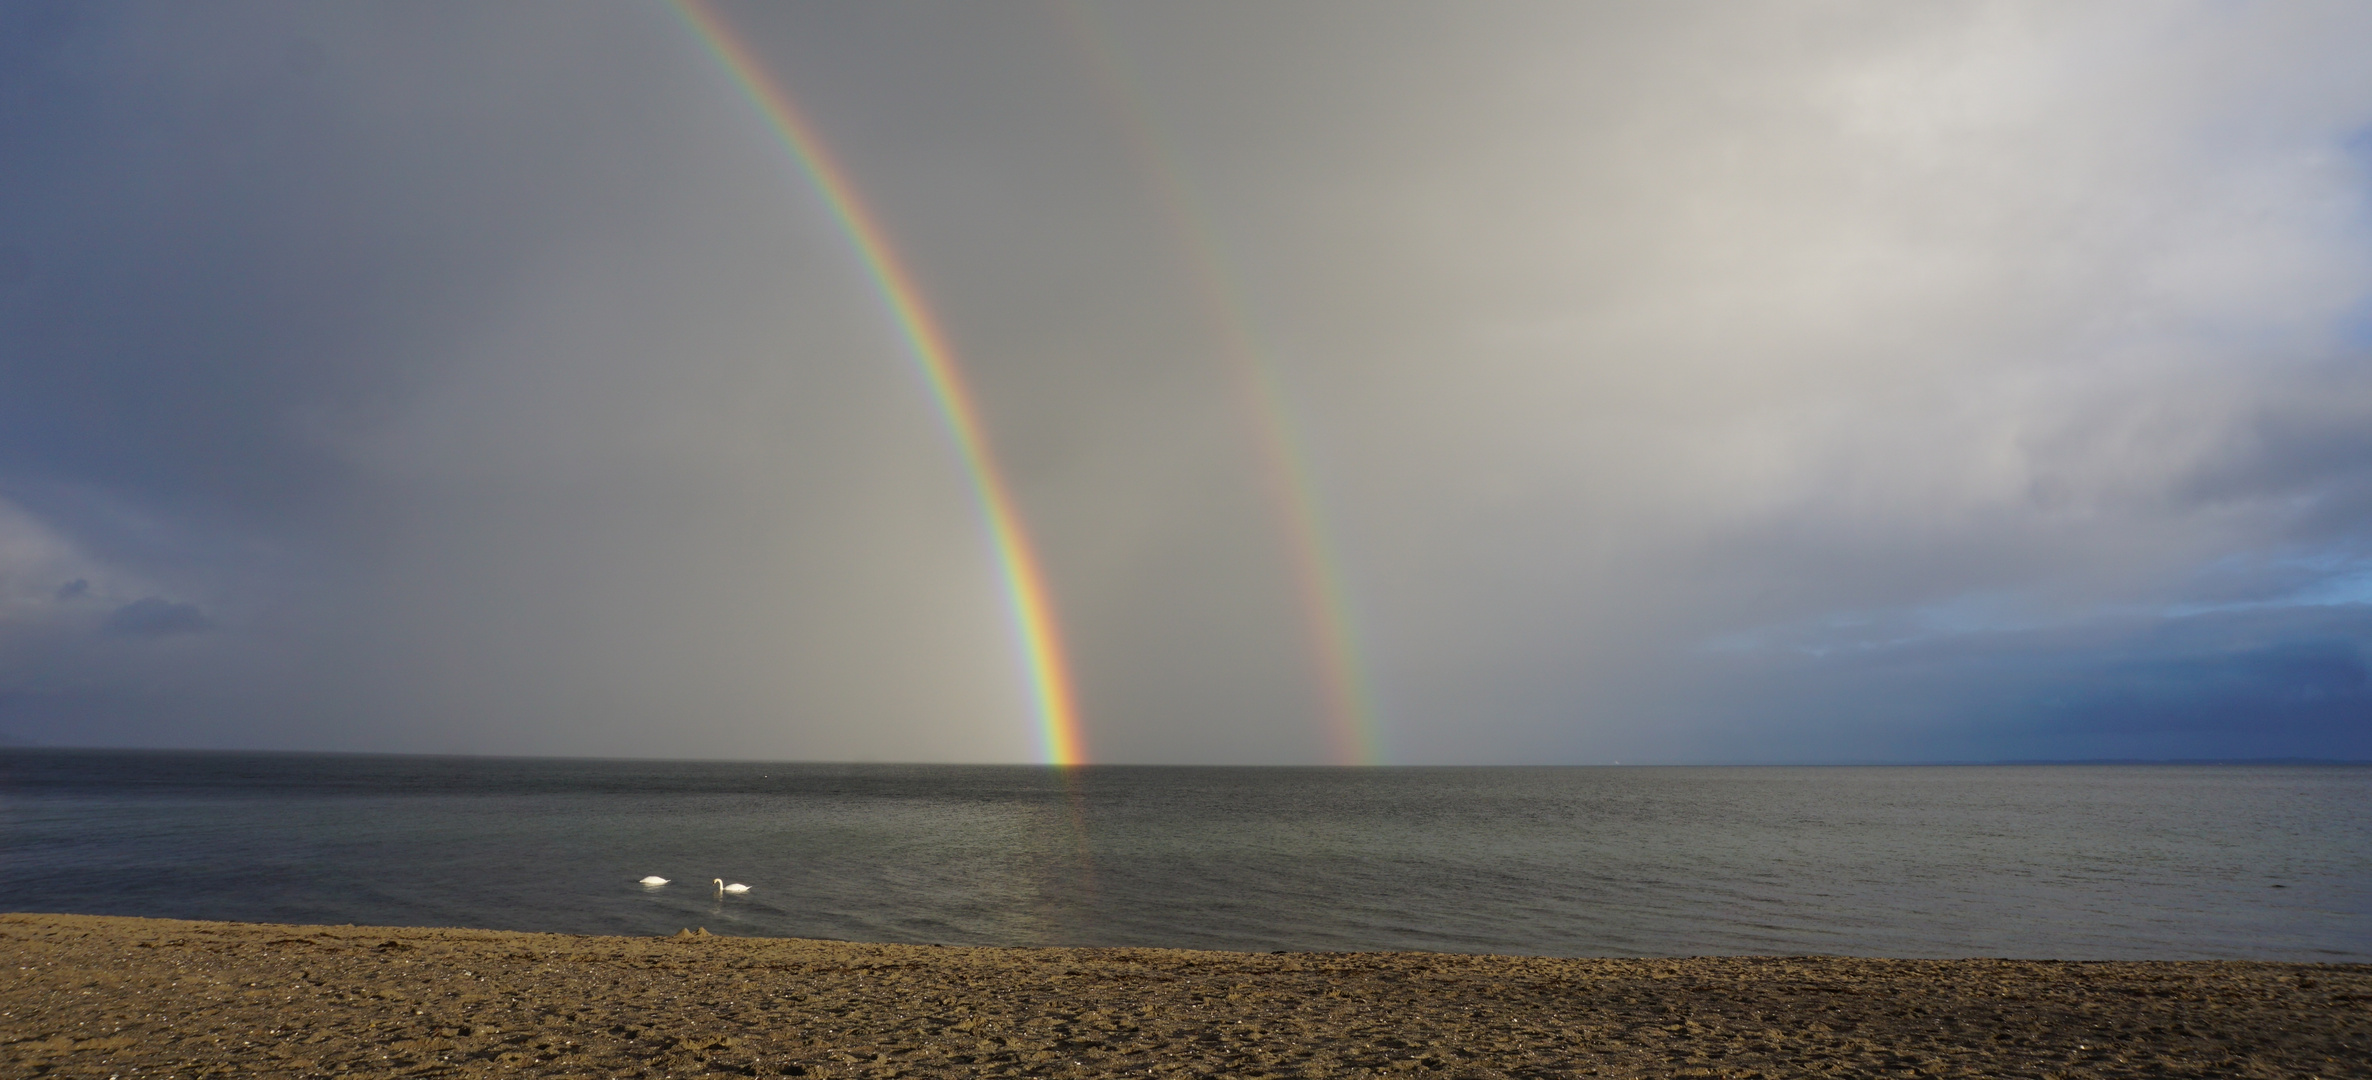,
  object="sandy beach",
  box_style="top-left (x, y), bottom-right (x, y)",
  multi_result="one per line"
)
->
top-left (3, 913), bottom-right (2364, 1079)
